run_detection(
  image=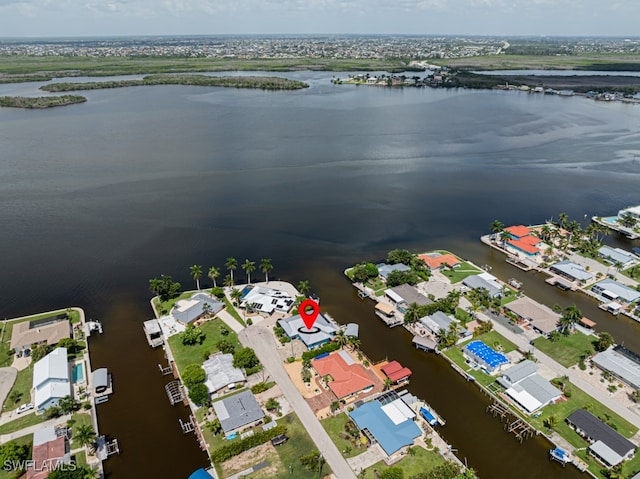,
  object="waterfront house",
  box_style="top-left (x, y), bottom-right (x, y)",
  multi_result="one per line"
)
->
top-left (549, 260), bottom-right (594, 284)
top-left (381, 361), bottom-right (412, 385)
top-left (172, 293), bottom-right (224, 325)
top-left (348, 392), bottom-right (421, 458)
top-left (462, 272), bottom-right (503, 297)
top-left (618, 205), bottom-right (640, 222)
top-left (566, 409), bottom-right (636, 468)
top-left (462, 340), bottom-right (509, 374)
top-left (28, 425), bottom-right (71, 479)
top-left (312, 351), bottom-right (374, 399)
top-left (376, 263), bottom-right (411, 281)
top-left (33, 347), bottom-right (71, 413)
top-left (504, 225), bottom-right (543, 256)
top-left (277, 312), bottom-right (338, 349)
top-left (598, 246), bottom-right (638, 270)
top-left (385, 284), bottom-right (432, 309)
top-left (212, 390), bottom-right (265, 435)
top-left (417, 252), bottom-right (461, 271)
top-left (202, 353), bottom-right (245, 394)
top-left (505, 296), bottom-right (560, 337)
top-left (497, 360), bottom-right (562, 414)
top-left (592, 279), bottom-right (640, 304)
top-left (240, 285), bottom-right (295, 315)
top-left (10, 316), bottom-right (71, 354)
top-left (592, 346), bottom-right (640, 390)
